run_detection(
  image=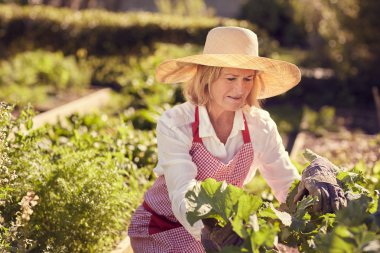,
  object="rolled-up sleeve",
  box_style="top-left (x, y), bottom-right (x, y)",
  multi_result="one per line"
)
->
top-left (155, 118), bottom-right (203, 240)
top-left (255, 117), bottom-right (301, 203)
